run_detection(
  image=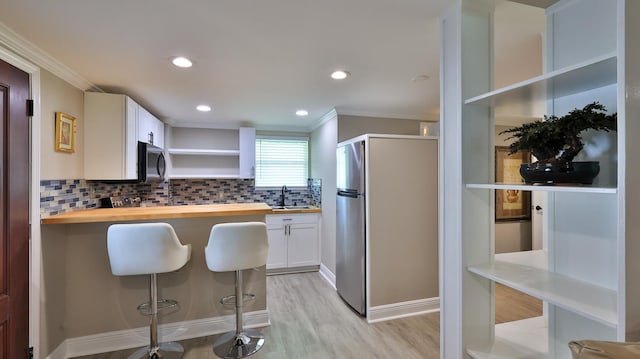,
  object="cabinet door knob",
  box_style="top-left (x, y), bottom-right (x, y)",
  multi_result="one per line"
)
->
top-left (535, 205), bottom-right (542, 211)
